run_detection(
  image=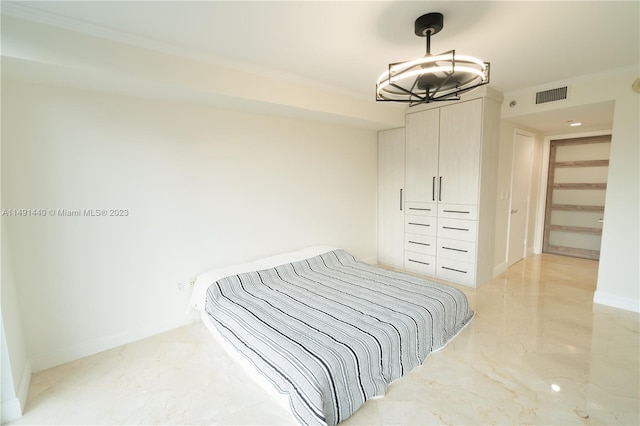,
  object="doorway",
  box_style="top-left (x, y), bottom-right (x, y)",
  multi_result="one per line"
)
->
top-left (542, 135), bottom-right (611, 260)
top-left (507, 131), bottom-right (534, 266)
